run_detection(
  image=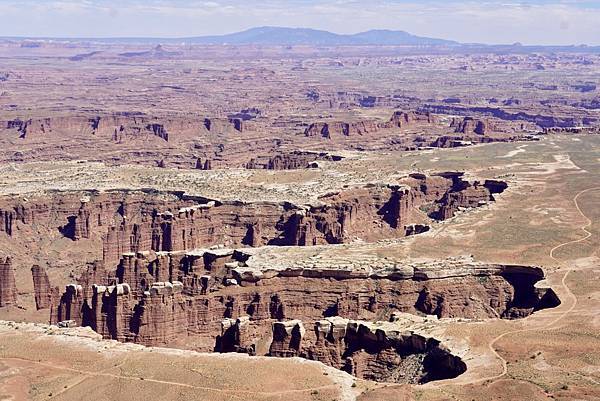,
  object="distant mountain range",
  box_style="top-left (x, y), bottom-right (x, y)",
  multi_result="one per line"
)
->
top-left (179, 27), bottom-right (458, 46)
top-left (1, 26), bottom-right (458, 46)
top-left (3, 27), bottom-right (599, 53)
